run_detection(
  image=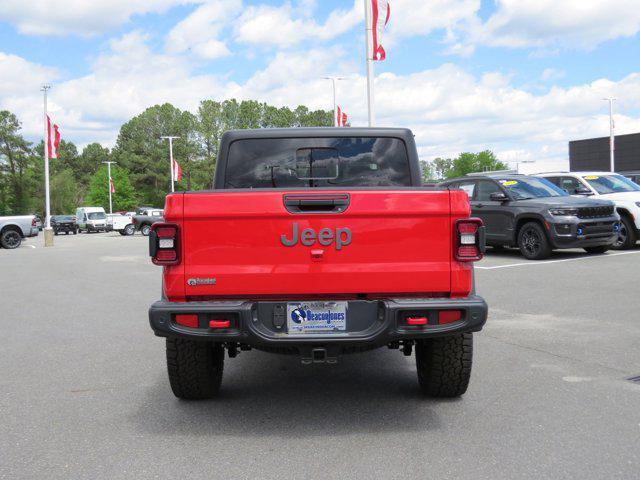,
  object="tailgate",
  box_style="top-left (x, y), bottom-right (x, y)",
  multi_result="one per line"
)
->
top-left (181, 190), bottom-right (452, 297)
